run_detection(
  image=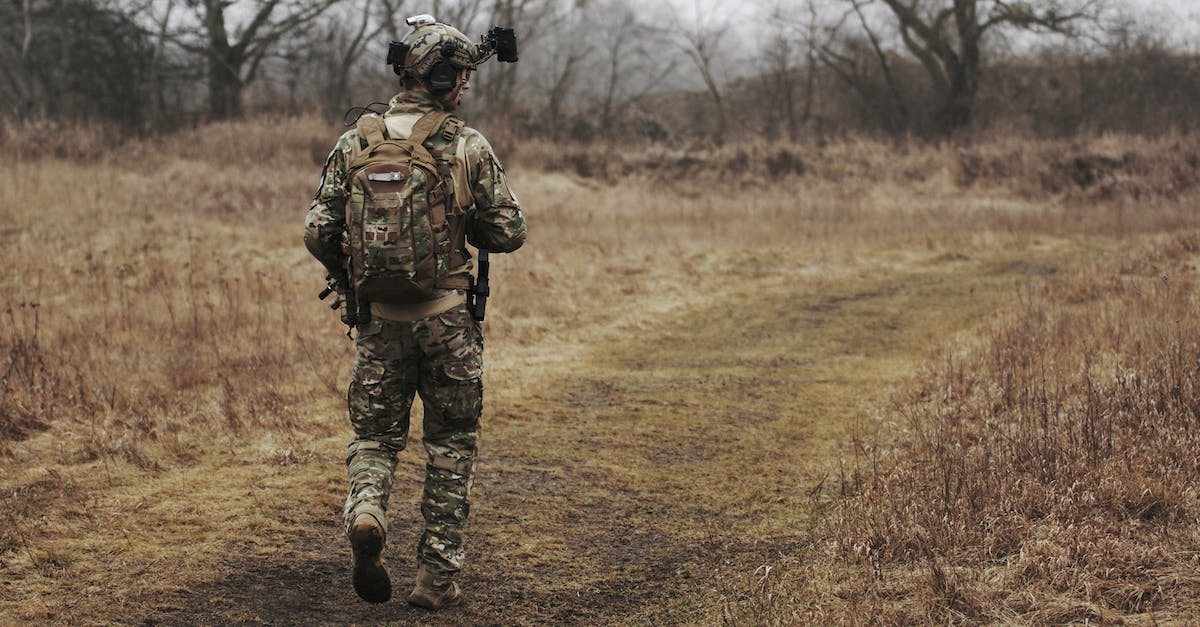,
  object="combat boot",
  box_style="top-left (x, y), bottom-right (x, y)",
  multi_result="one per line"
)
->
top-left (407, 566), bottom-right (462, 610)
top-left (349, 514), bottom-right (391, 603)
